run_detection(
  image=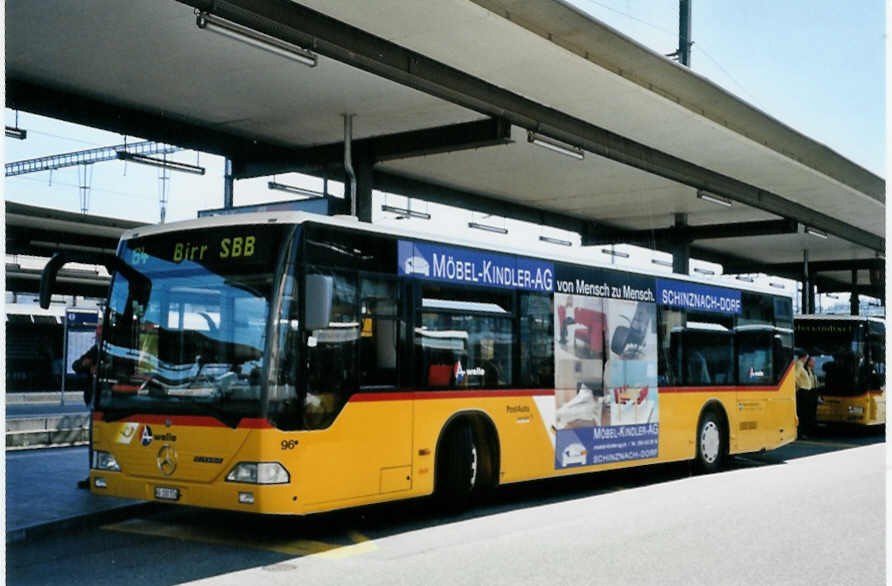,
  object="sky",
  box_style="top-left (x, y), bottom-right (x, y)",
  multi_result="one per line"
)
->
top-left (2, 0), bottom-right (886, 306)
top-left (573, 0), bottom-right (885, 176)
